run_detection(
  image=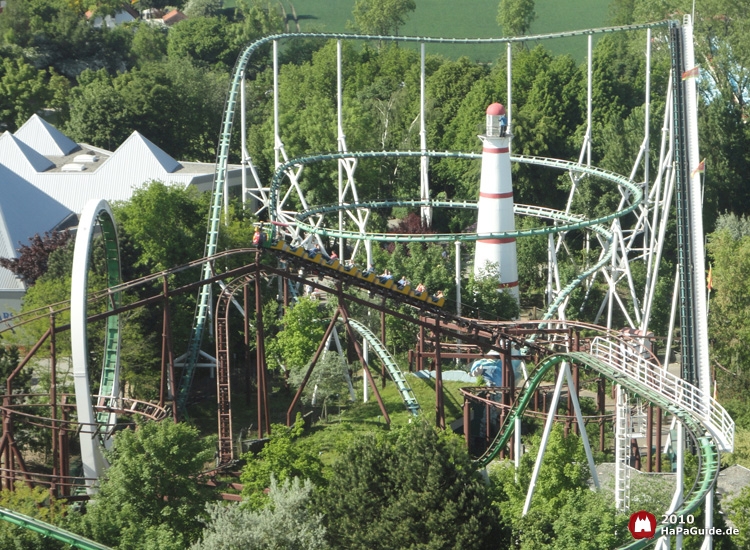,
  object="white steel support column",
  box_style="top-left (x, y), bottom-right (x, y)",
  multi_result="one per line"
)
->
top-left (420, 42), bottom-right (431, 226)
top-left (506, 42), bottom-right (512, 153)
top-left (565, 366), bottom-right (600, 489)
top-left (273, 40), bottom-right (280, 168)
top-left (514, 416), bottom-right (521, 473)
top-left (240, 75), bottom-right (248, 210)
top-left (337, 40), bottom-right (345, 261)
top-left (455, 241), bottom-right (462, 317)
top-left (682, 15), bottom-right (711, 411)
top-left (523, 364), bottom-right (567, 515)
top-left (586, 34), bottom-right (592, 166)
